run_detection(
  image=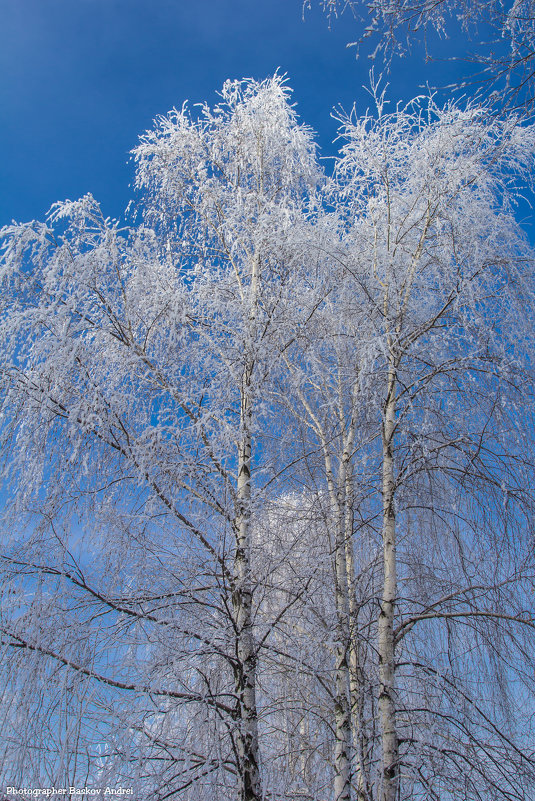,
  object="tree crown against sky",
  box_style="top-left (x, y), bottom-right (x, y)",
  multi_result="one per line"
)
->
top-left (1, 75), bottom-right (535, 801)
top-left (1, 0), bottom-right (490, 230)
